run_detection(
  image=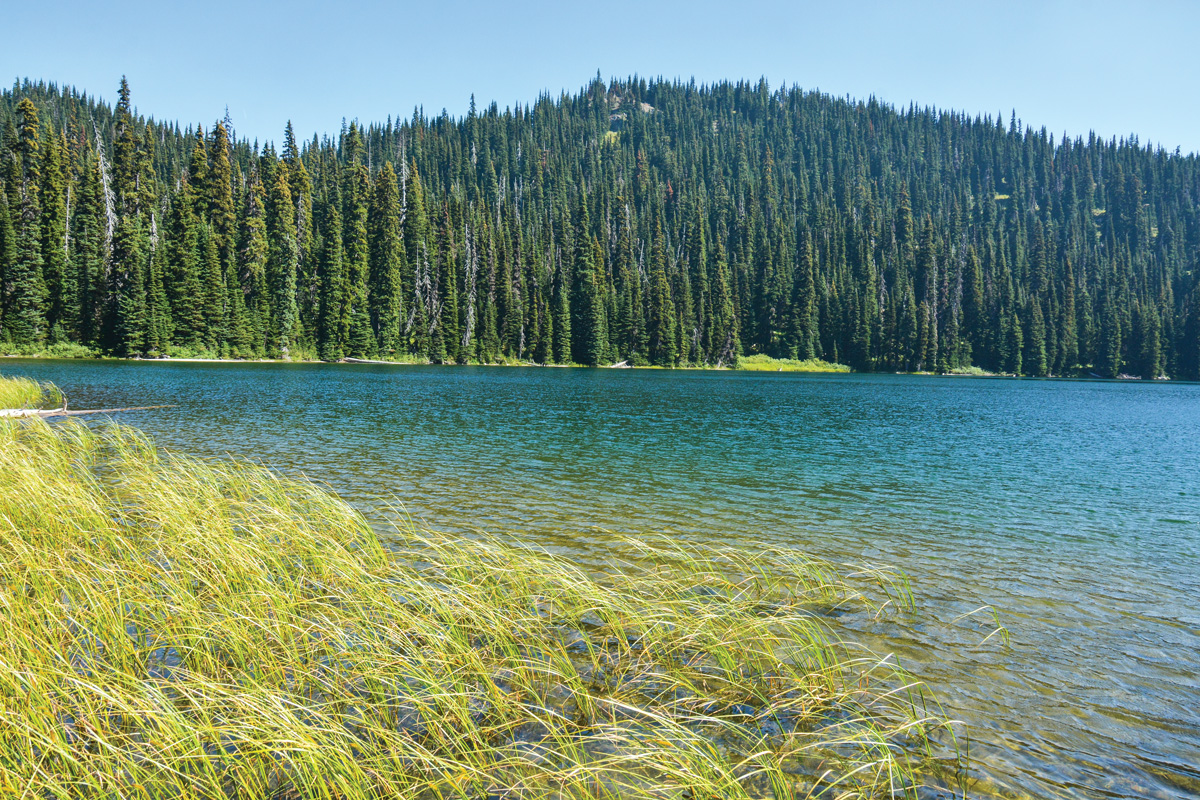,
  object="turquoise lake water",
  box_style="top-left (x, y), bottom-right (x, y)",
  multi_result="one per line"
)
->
top-left (6, 359), bottom-right (1199, 799)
